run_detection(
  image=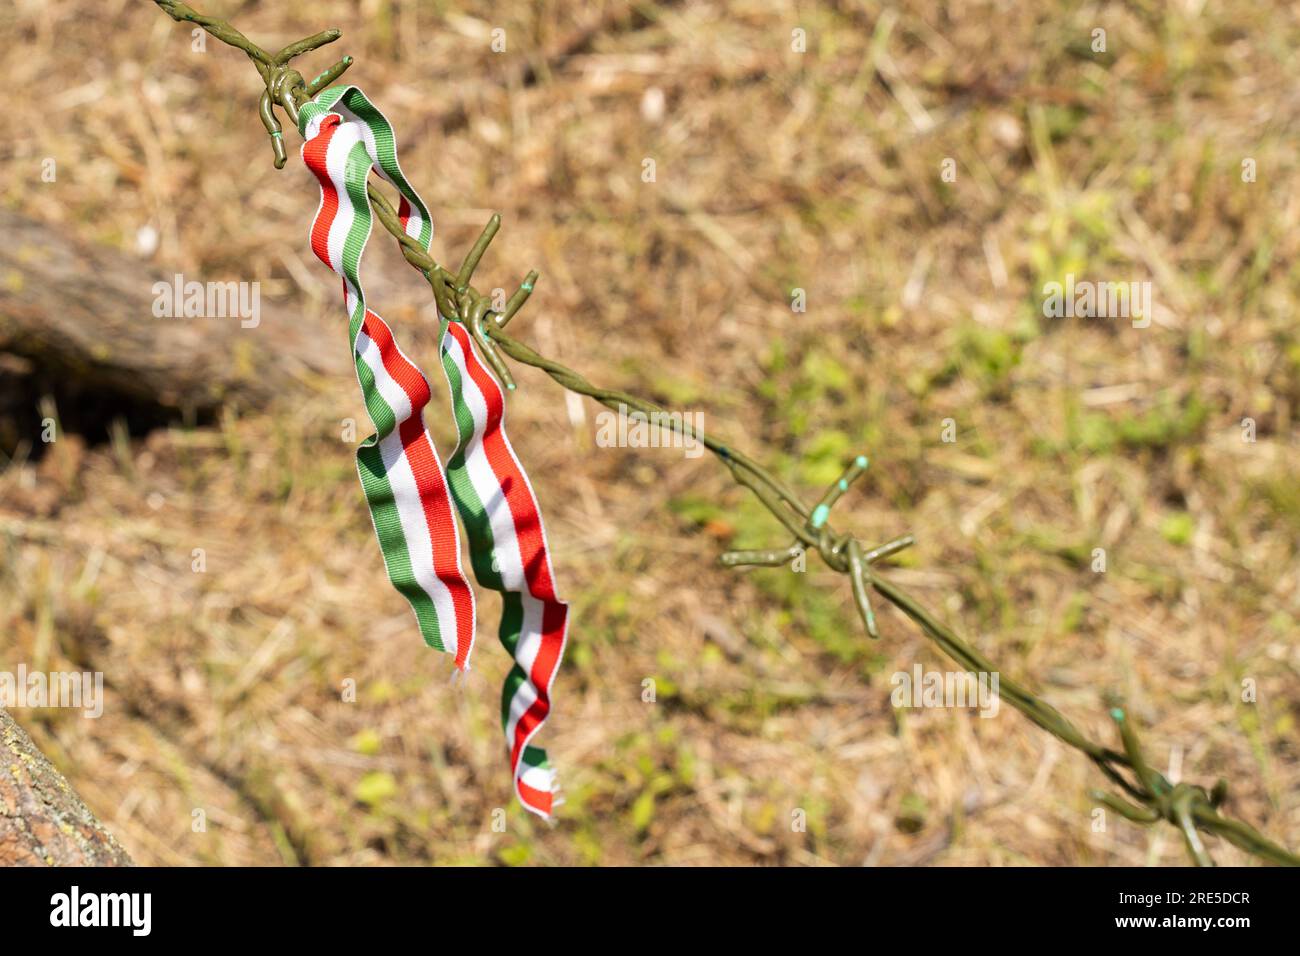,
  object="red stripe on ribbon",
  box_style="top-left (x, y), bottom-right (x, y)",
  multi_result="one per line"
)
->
top-left (302, 115), bottom-right (344, 269)
top-left (517, 778), bottom-right (553, 817)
